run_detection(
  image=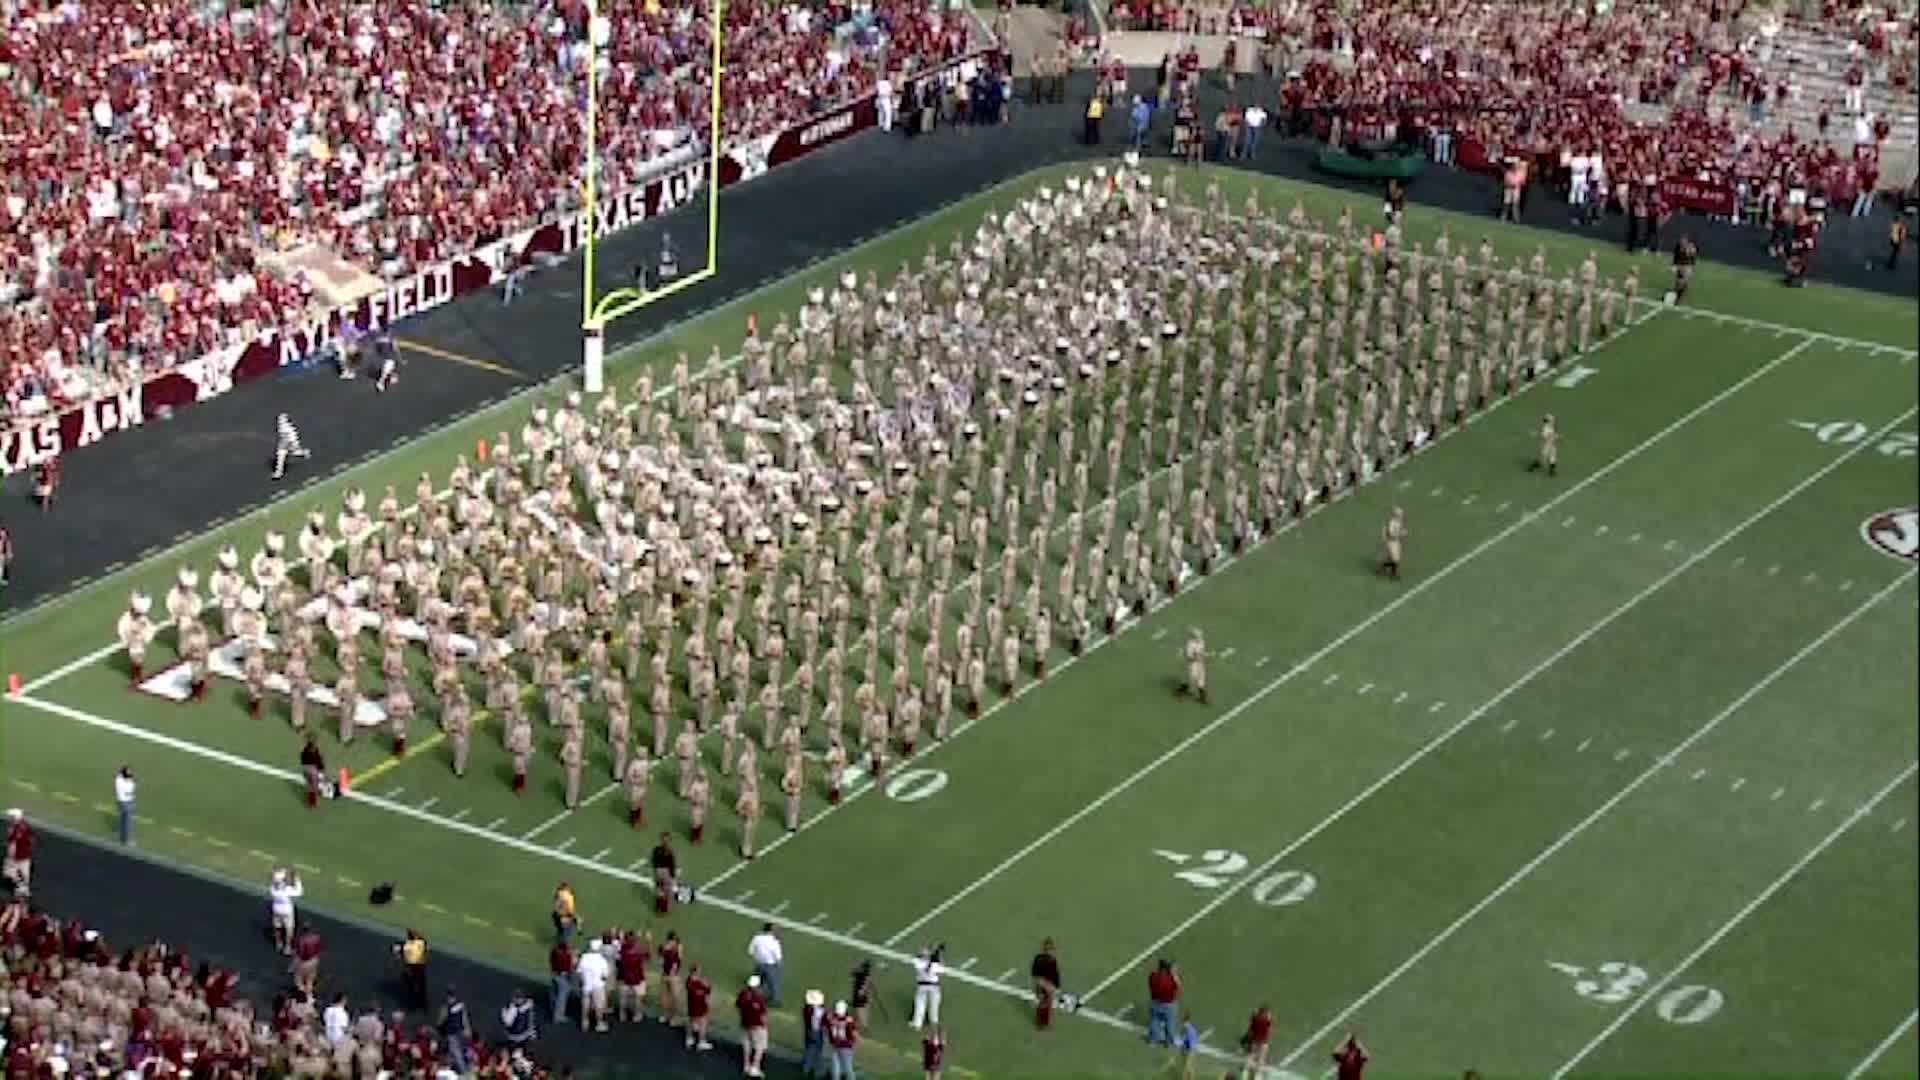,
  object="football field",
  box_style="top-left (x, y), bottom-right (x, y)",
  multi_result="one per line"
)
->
top-left (3, 162), bottom-right (1916, 1077)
